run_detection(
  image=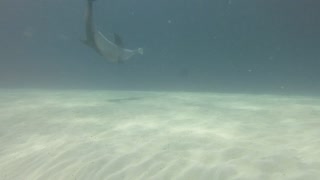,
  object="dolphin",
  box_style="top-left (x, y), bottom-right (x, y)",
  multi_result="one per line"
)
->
top-left (83, 0), bottom-right (143, 63)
